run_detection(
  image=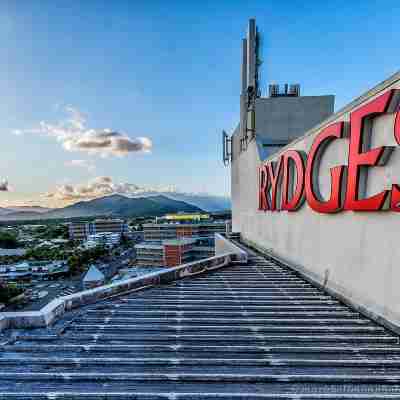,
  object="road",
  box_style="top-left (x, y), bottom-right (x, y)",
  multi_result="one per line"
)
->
top-left (3, 246), bottom-right (137, 312)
